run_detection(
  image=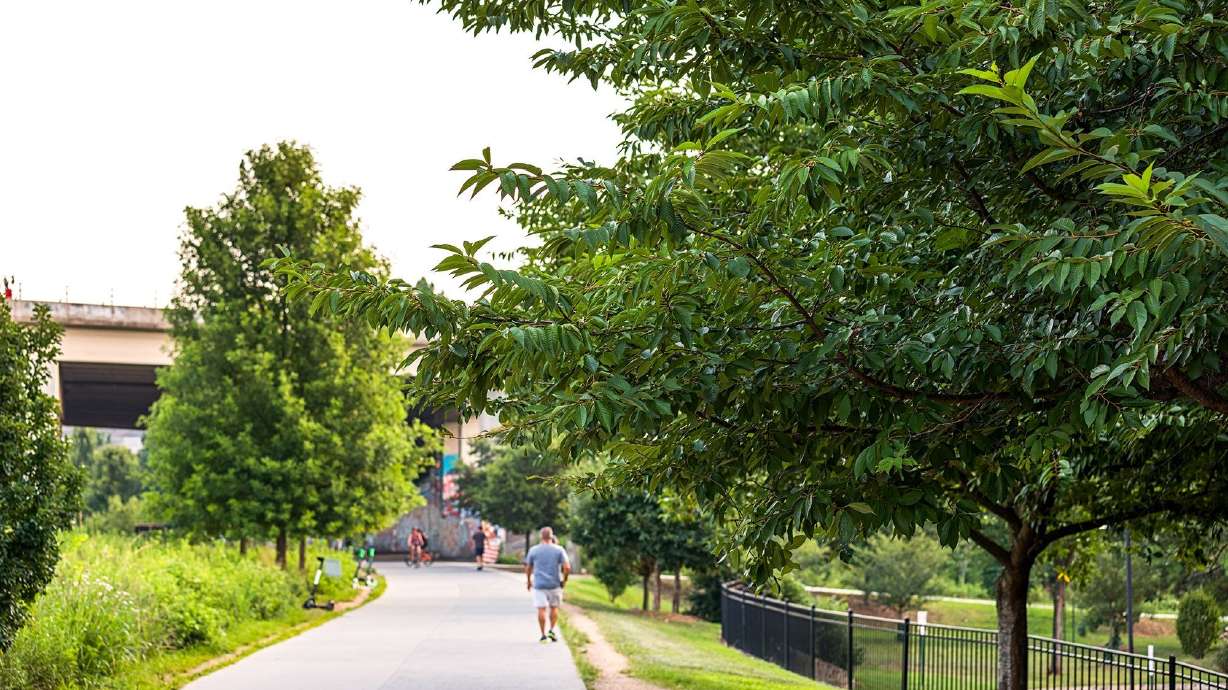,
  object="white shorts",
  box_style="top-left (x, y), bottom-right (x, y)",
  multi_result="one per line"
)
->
top-left (532, 588), bottom-right (563, 608)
